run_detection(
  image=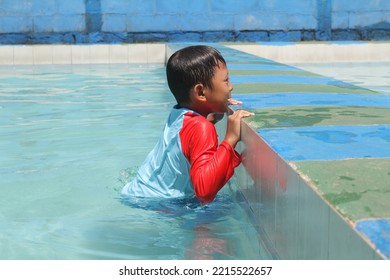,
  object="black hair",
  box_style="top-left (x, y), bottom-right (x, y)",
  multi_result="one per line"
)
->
top-left (166, 45), bottom-right (226, 105)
